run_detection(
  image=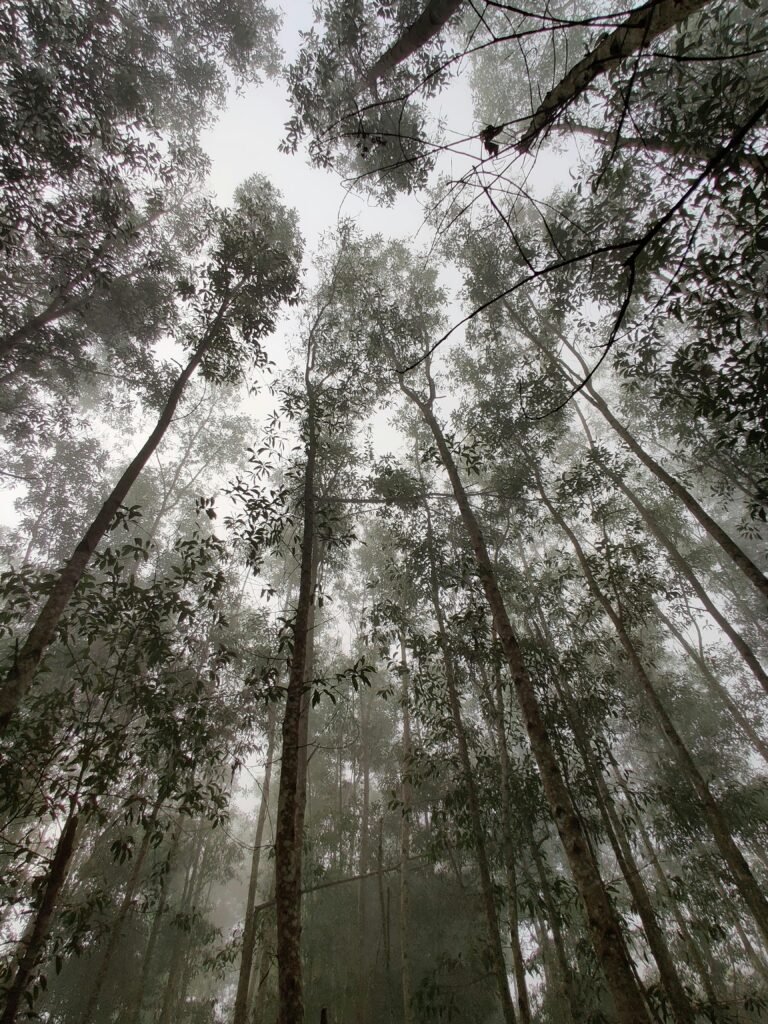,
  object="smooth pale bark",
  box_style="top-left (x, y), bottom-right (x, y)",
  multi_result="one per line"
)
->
top-left (274, 391), bottom-right (317, 1024)
top-left (538, 477), bottom-right (768, 947)
top-left (361, 0), bottom-right (464, 92)
top-left (509, 308), bottom-right (768, 605)
top-left (423, 502), bottom-right (517, 1024)
top-left (398, 637), bottom-right (415, 1024)
top-left (233, 705), bottom-right (278, 1024)
top-left (550, 672), bottom-right (694, 1024)
top-left (397, 372), bottom-right (651, 1024)
top-left (0, 298), bottom-right (232, 733)
top-left (517, 0), bottom-right (713, 150)
top-left (572, 402), bottom-right (768, 694)
top-left (655, 607), bottom-right (768, 763)
top-left (78, 803), bottom-right (161, 1024)
top-left (1, 811), bottom-right (80, 1024)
